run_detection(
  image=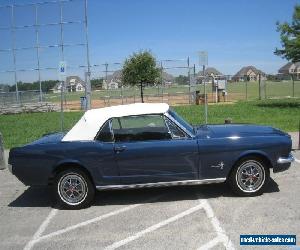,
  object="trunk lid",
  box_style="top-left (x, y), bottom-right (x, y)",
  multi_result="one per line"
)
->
top-left (25, 132), bottom-right (65, 146)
